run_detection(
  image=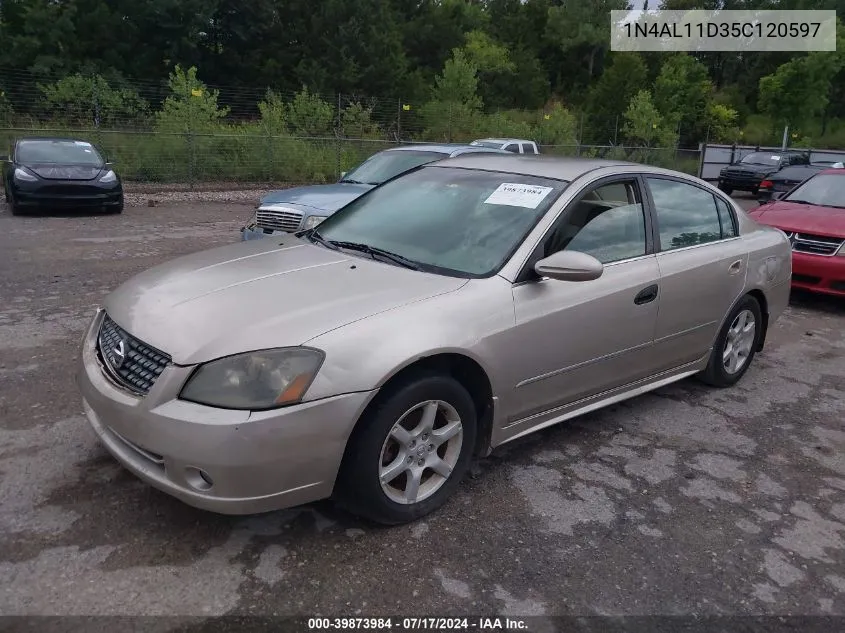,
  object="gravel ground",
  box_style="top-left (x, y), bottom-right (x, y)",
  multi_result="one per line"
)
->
top-left (1, 196), bottom-right (845, 626)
